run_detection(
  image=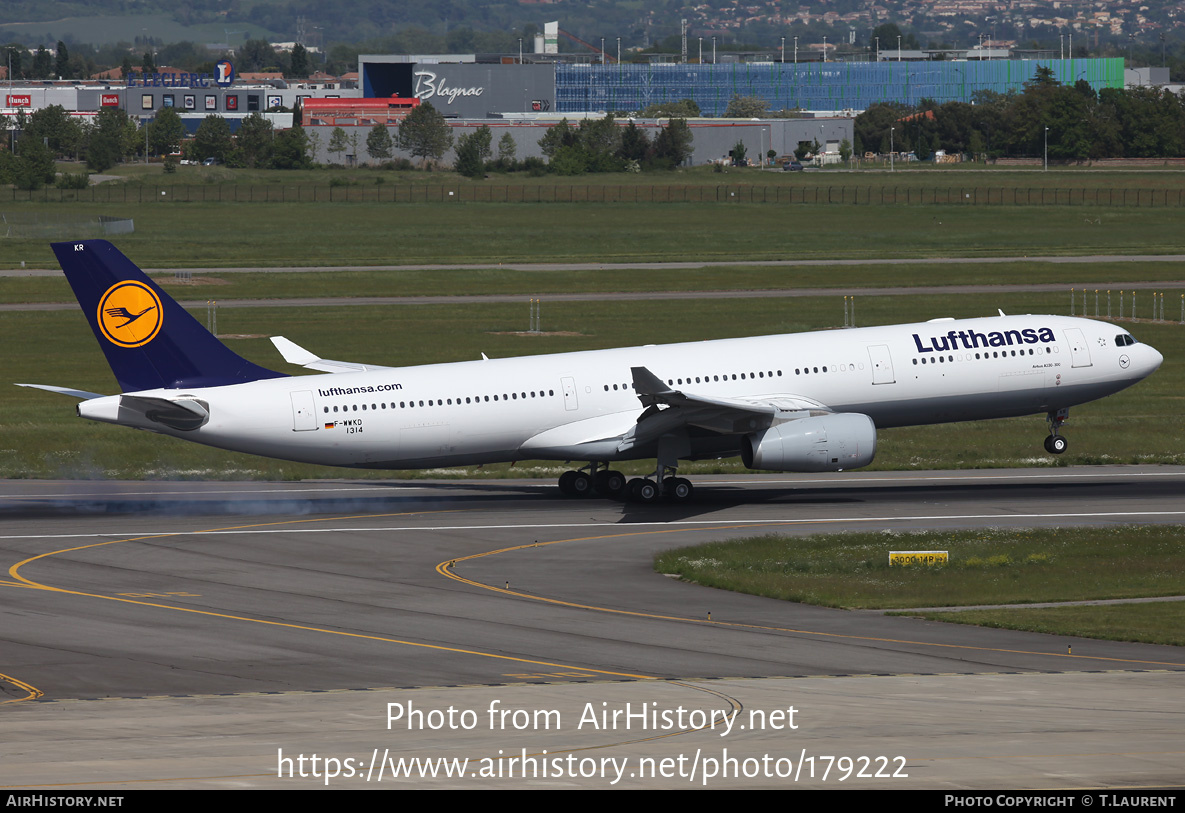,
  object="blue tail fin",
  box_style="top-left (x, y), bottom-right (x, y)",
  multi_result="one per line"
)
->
top-left (52, 240), bottom-right (287, 392)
